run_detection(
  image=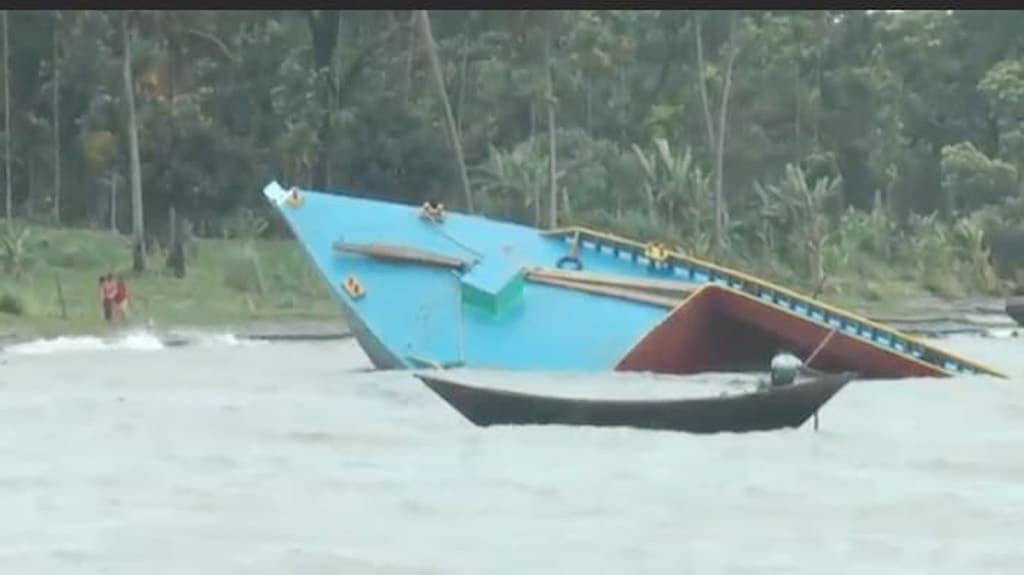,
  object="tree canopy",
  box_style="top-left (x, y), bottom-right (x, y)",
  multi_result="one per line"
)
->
top-left (3, 10), bottom-right (1024, 290)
